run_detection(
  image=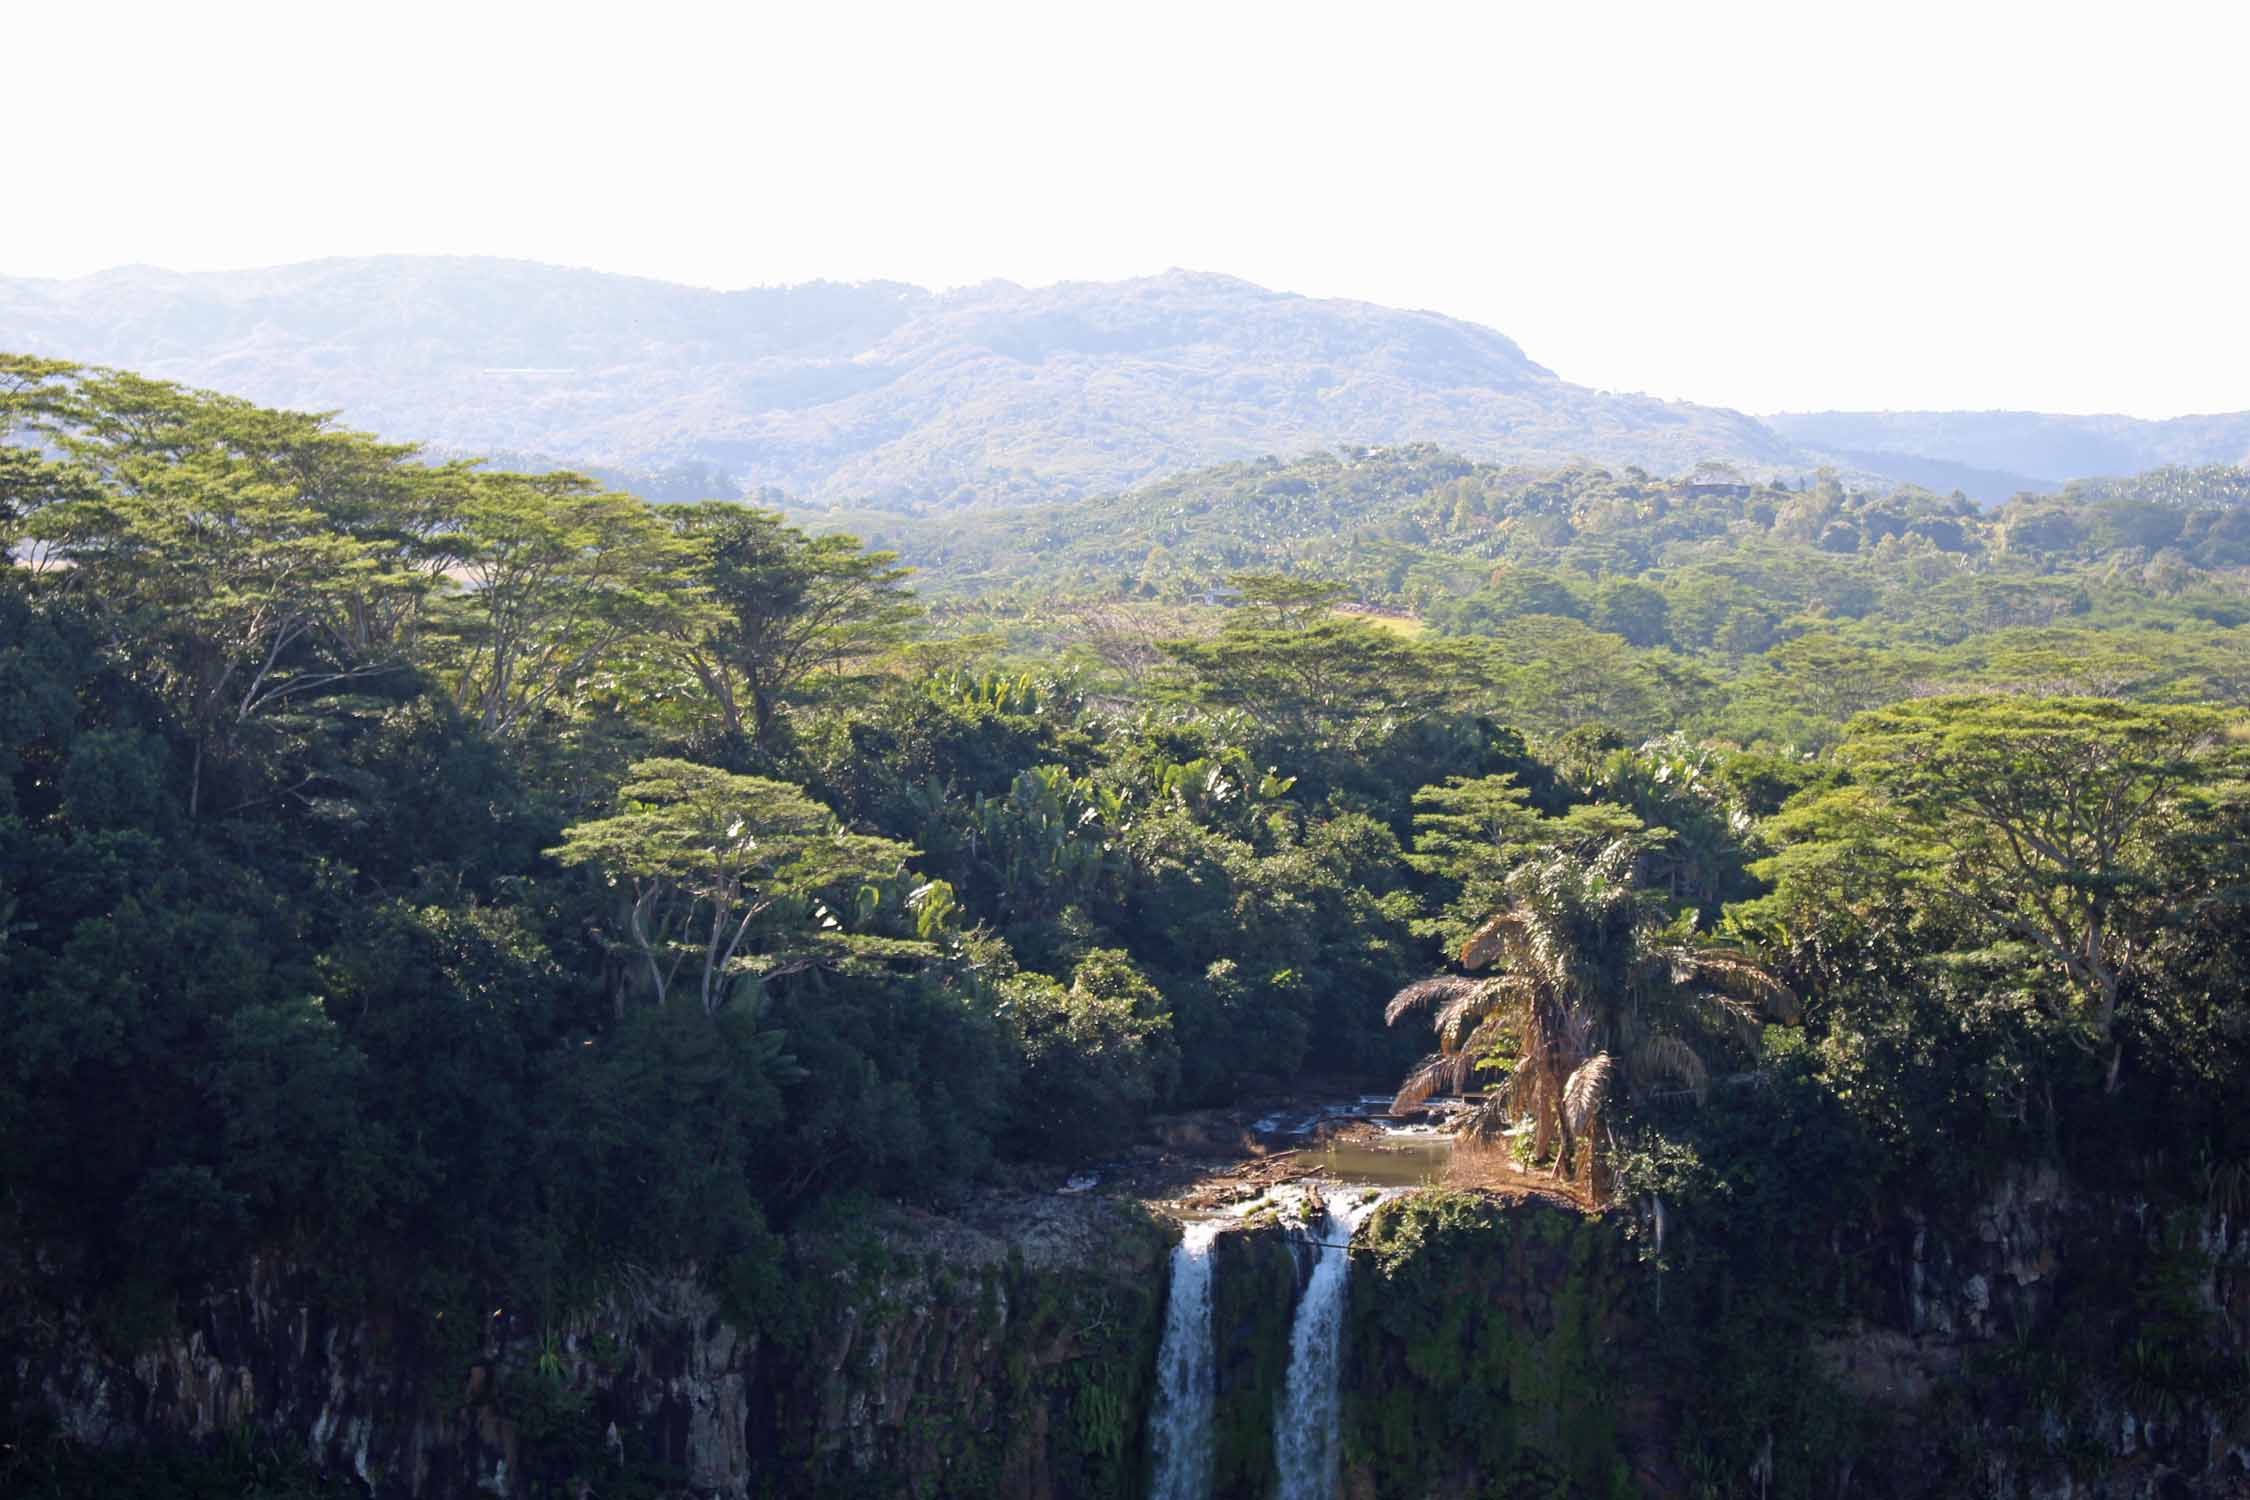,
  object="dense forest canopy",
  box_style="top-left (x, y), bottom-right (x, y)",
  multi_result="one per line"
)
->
top-left (3, 353), bottom-right (2247, 1494)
